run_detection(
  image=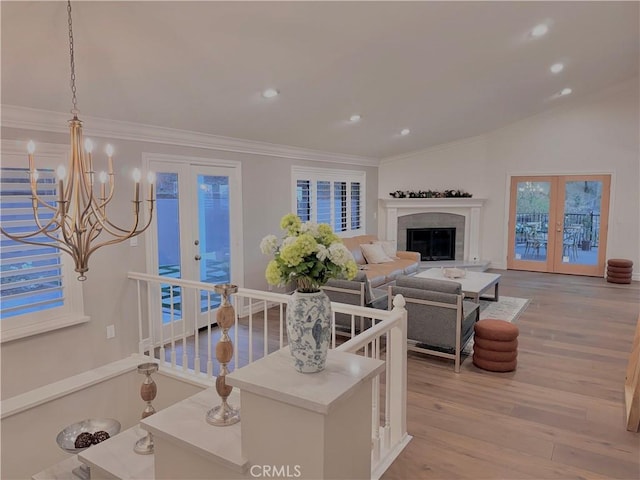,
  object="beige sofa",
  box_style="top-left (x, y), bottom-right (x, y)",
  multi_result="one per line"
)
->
top-left (341, 235), bottom-right (420, 288)
top-left (321, 235), bottom-right (420, 336)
